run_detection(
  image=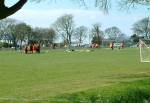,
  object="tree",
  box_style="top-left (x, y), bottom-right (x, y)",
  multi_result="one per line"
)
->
top-left (0, 19), bottom-right (7, 35)
top-left (120, 0), bottom-right (150, 8)
top-left (130, 34), bottom-right (139, 43)
top-left (1, 0), bottom-right (150, 20)
top-left (132, 17), bottom-right (150, 39)
top-left (105, 26), bottom-right (122, 41)
top-left (53, 14), bottom-right (75, 46)
top-left (35, 0), bottom-right (150, 11)
top-left (0, 19), bottom-right (16, 46)
top-left (0, 0), bottom-right (27, 19)
top-left (45, 28), bottom-right (56, 46)
top-left (74, 26), bottom-right (87, 46)
top-left (31, 27), bottom-right (45, 43)
top-left (13, 23), bottom-right (32, 49)
top-left (91, 23), bottom-right (104, 45)
top-left (0, 19), bottom-right (10, 44)
top-left (6, 19), bottom-right (19, 50)
top-left (41, 28), bottom-right (56, 47)
top-left (31, 27), bottom-right (56, 47)
top-left (0, 18), bottom-right (15, 35)
top-left (0, 18), bottom-right (18, 49)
